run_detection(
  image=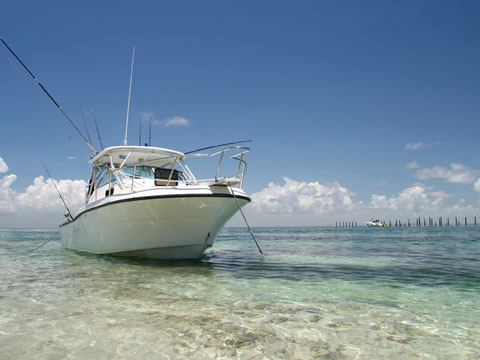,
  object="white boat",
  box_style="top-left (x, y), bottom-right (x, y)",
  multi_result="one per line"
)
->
top-left (366, 218), bottom-right (385, 227)
top-left (59, 145), bottom-right (251, 259)
top-left (1, 39), bottom-right (255, 259)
